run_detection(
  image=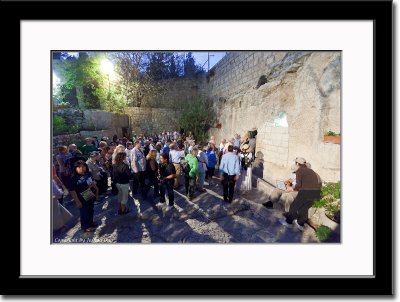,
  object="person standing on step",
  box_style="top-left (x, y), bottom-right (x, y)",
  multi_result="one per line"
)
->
top-left (130, 140), bottom-right (146, 198)
top-left (205, 143), bottom-right (217, 186)
top-left (196, 143), bottom-right (208, 193)
top-left (69, 160), bottom-right (99, 233)
top-left (169, 143), bottom-right (185, 189)
top-left (112, 152), bottom-right (132, 215)
top-left (156, 153), bottom-right (176, 211)
top-left (219, 145), bottom-right (241, 203)
top-left (184, 146), bottom-right (199, 201)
